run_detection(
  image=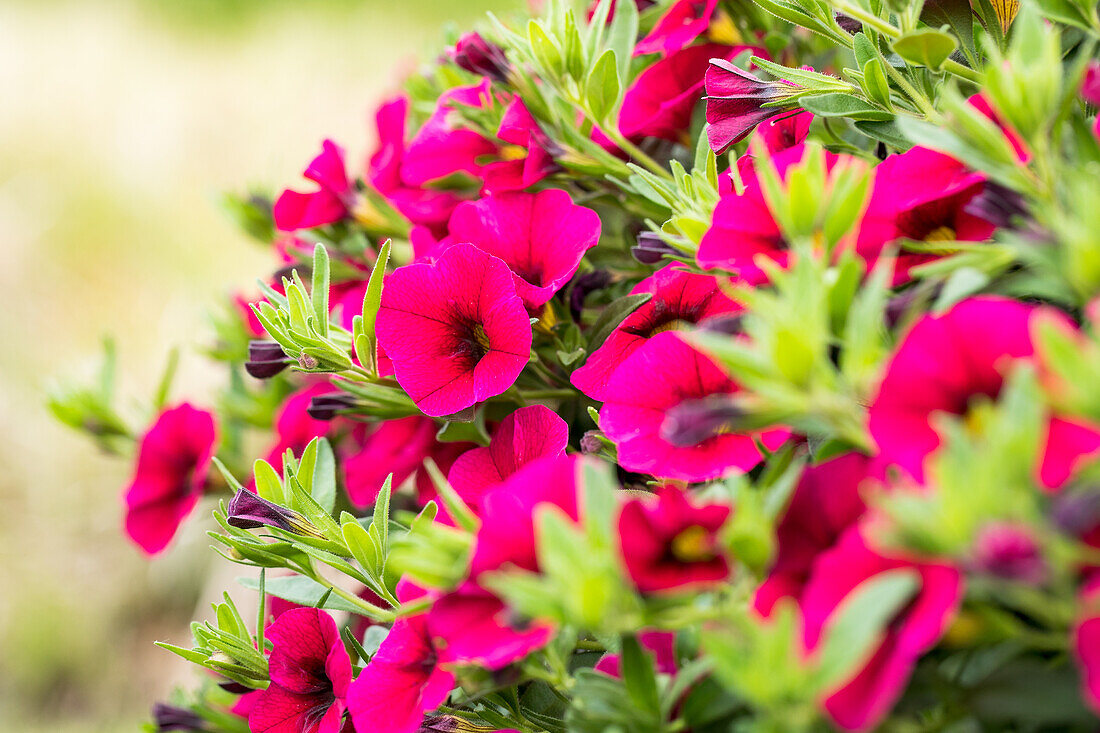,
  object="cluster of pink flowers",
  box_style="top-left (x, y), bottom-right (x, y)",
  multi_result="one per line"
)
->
top-left (68, 0), bottom-right (1100, 731)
